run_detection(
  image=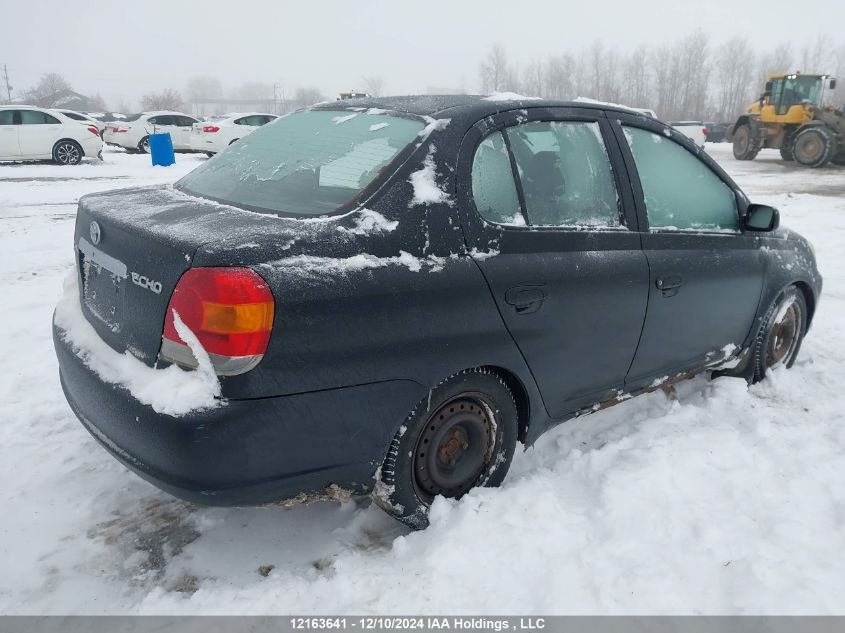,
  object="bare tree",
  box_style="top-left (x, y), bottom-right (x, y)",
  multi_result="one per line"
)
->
top-left (544, 53), bottom-right (575, 100)
top-left (801, 34), bottom-right (835, 73)
top-left (360, 75), bottom-right (385, 97)
top-left (292, 87), bottom-right (325, 109)
top-left (186, 76), bottom-right (223, 101)
top-left (87, 93), bottom-right (109, 113)
top-left (479, 43), bottom-right (510, 93)
top-left (716, 37), bottom-right (756, 120)
top-left (26, 73), bottom-right (73, 107)
top-left (141, 89), bottom-right (184, 111)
